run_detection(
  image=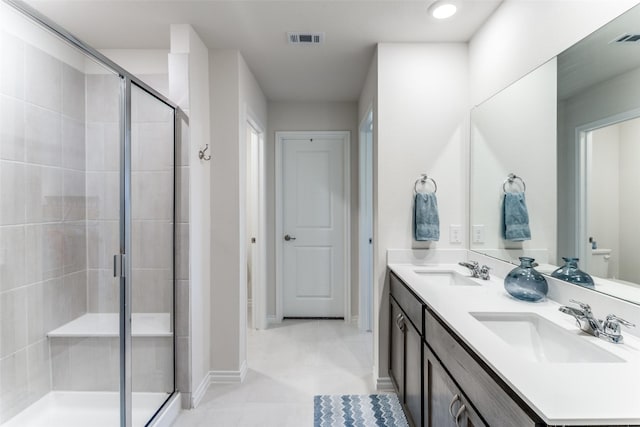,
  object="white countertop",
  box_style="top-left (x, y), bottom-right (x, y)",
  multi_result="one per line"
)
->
top-left (389, 262), bottom-right (640, 425)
